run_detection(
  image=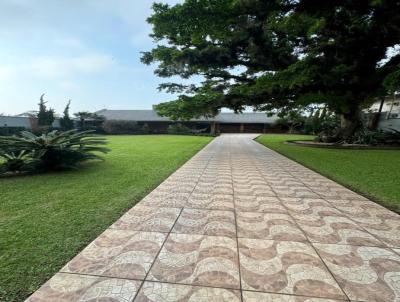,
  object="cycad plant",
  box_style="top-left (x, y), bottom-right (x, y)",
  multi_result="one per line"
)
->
top-left (0, 130), bottom-right (109, 176)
